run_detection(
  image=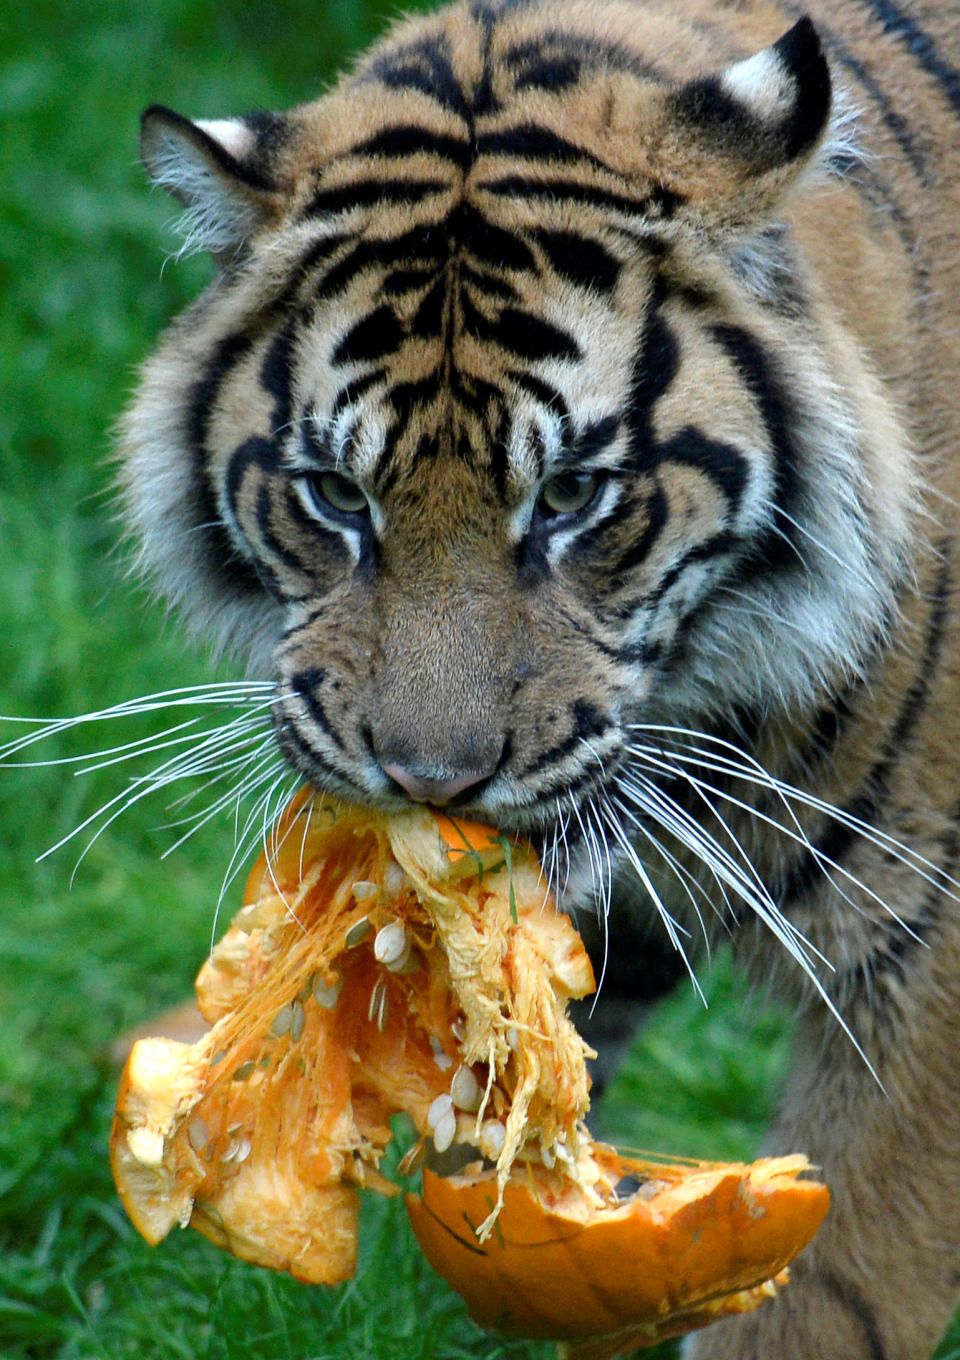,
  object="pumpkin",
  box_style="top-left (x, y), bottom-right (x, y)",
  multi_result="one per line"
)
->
top-left (407, 1154), bottom-right (828, 1355)
top-left (110, 793), bottom-right (597, 1280)
top-left (110, 791), bottom-right (829, 1349)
